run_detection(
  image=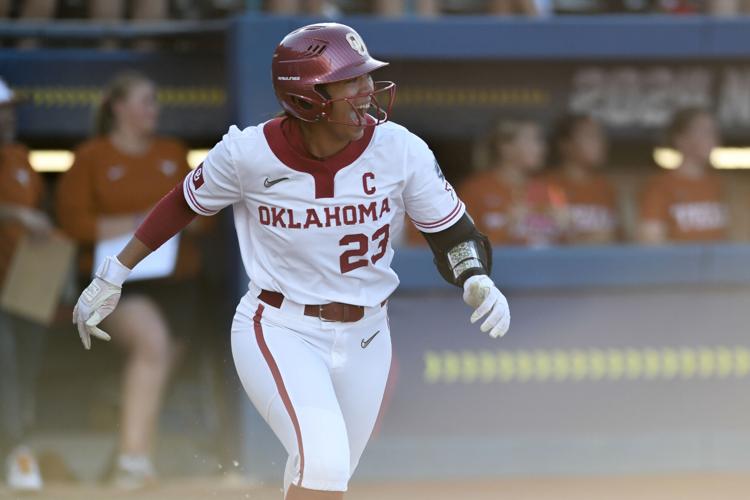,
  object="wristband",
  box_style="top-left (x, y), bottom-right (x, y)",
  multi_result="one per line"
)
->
top-left (95, 255), bottom-right (131, 287)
